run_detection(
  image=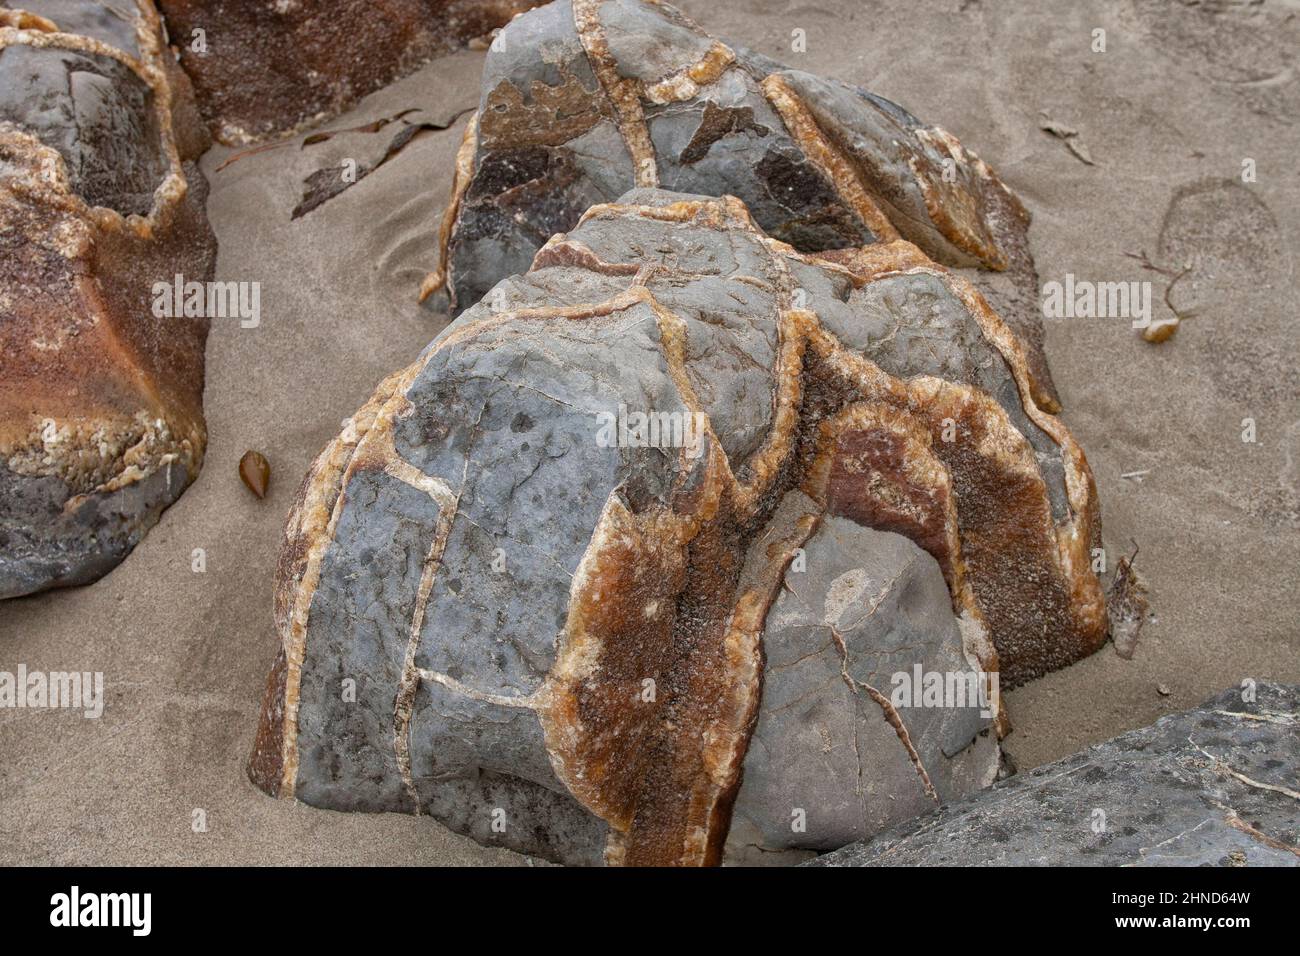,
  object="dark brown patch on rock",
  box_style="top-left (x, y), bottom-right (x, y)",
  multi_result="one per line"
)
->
top-left (157, 0), bottom-right (546, 144)
top-left (679, 101), bottom-right (768, 164)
